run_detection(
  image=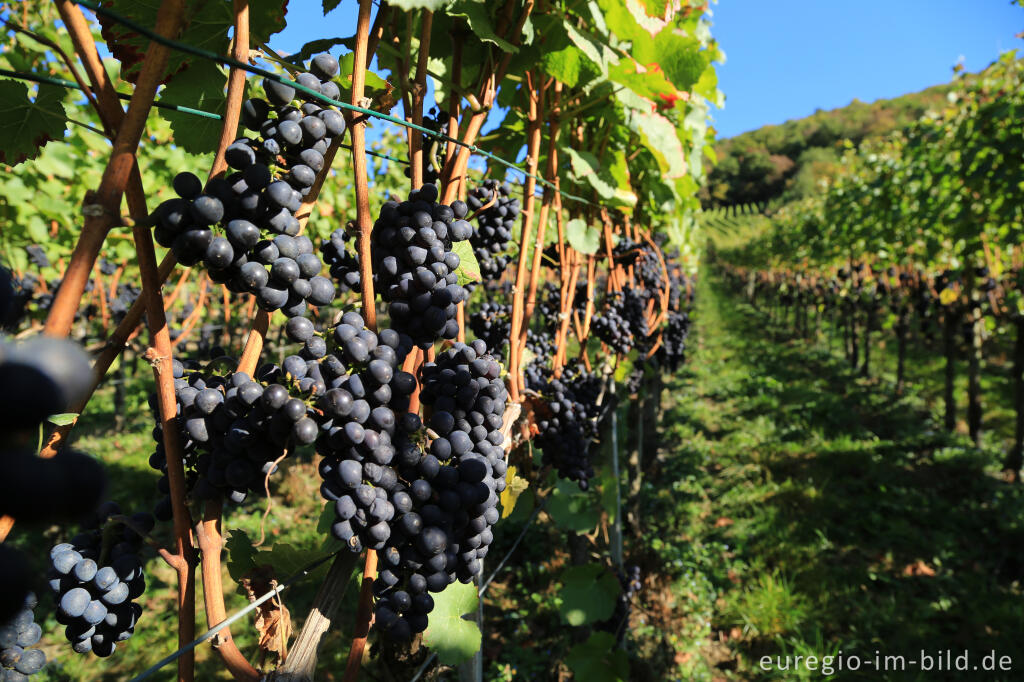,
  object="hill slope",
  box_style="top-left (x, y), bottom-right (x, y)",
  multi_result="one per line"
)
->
top-left (701, 80), bottom-right (956, 209)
